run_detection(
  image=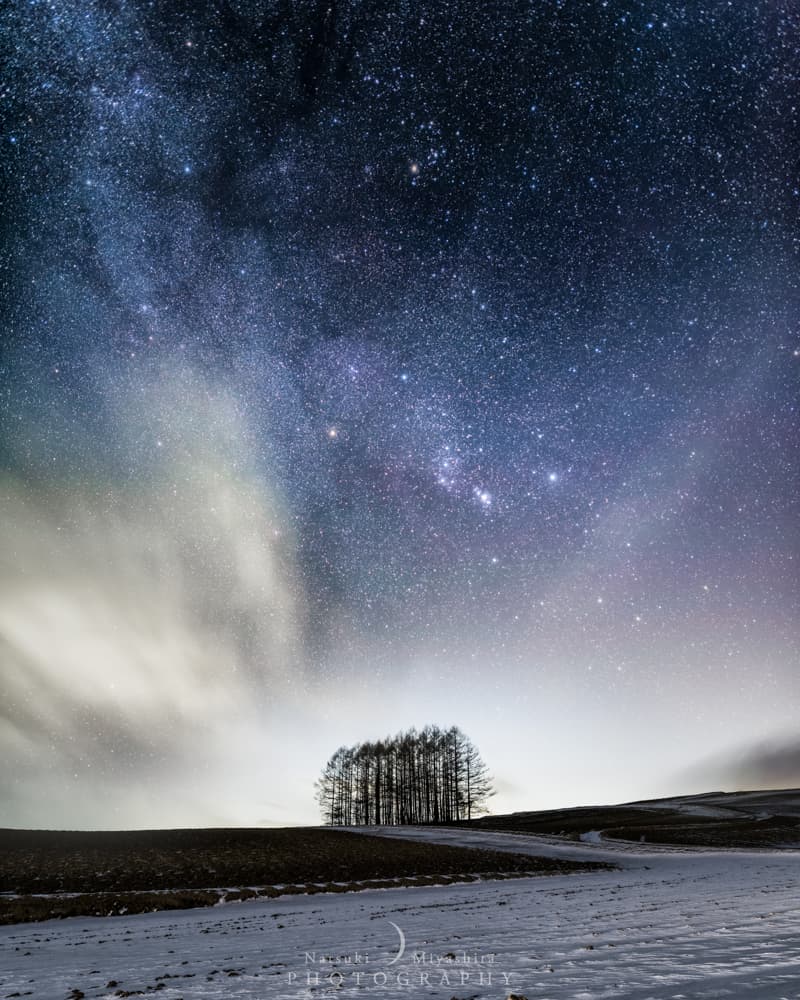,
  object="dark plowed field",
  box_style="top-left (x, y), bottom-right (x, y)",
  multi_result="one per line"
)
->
top-left (0, 827), bottom-right (609, 923)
